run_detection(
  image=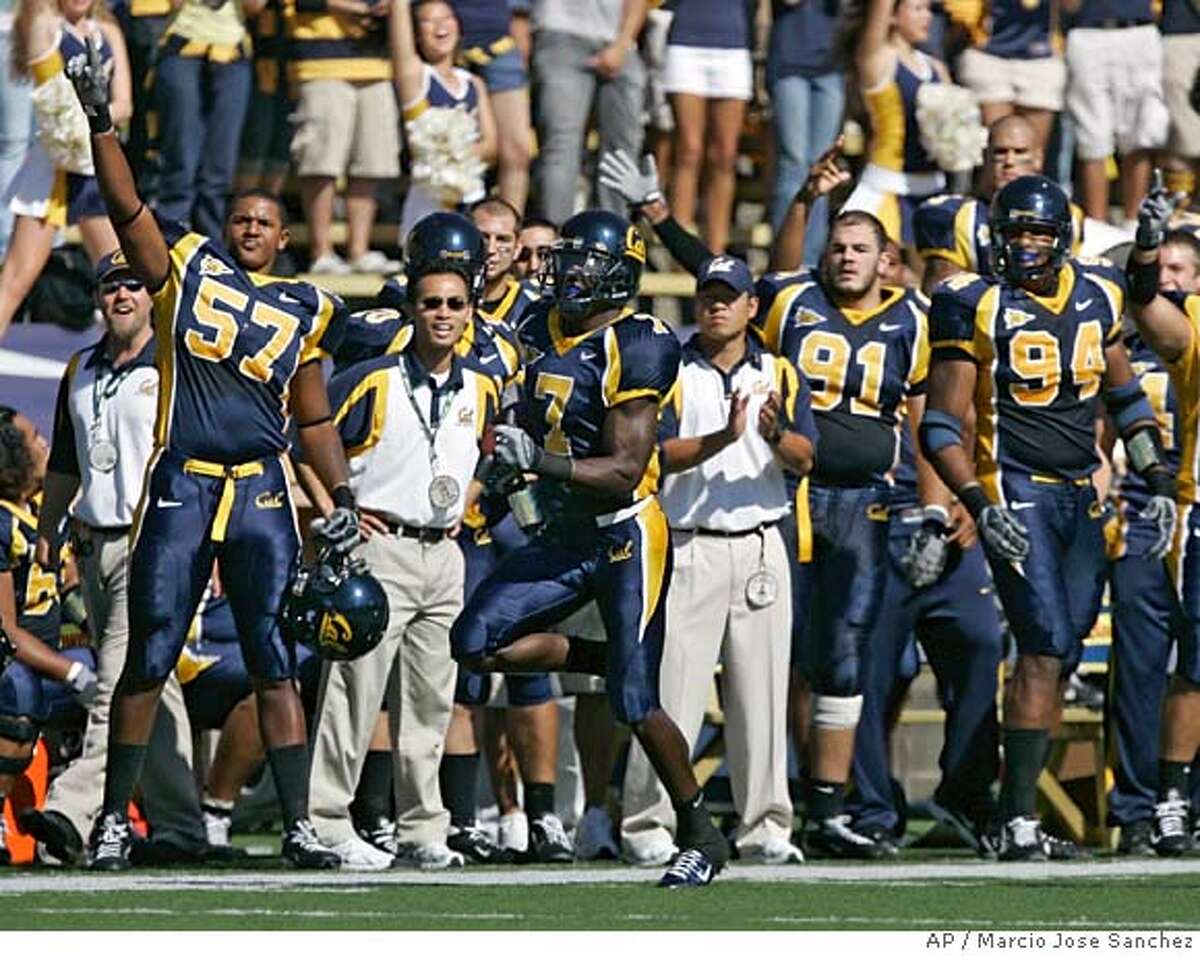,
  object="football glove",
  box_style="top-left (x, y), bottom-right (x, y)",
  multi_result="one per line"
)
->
top-left (1140, 494), bottom-right (1178, 561)
top-left (1136, 169), bottom-right (1185, 250)
top-left (598, 149), bottom-right (663, 209)
top-left (493, 424), bottom-right (572, 480)
top-left (65, 35), bottom-right (112, 133)
top-left (977, 504), bottom-right (1031, 563)
top-left (900, 508), bottom-right (951, 588)
top-left (66, 661), bottom-right (99, 707)
top-left (311, 507), bottom-right (361, 555)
